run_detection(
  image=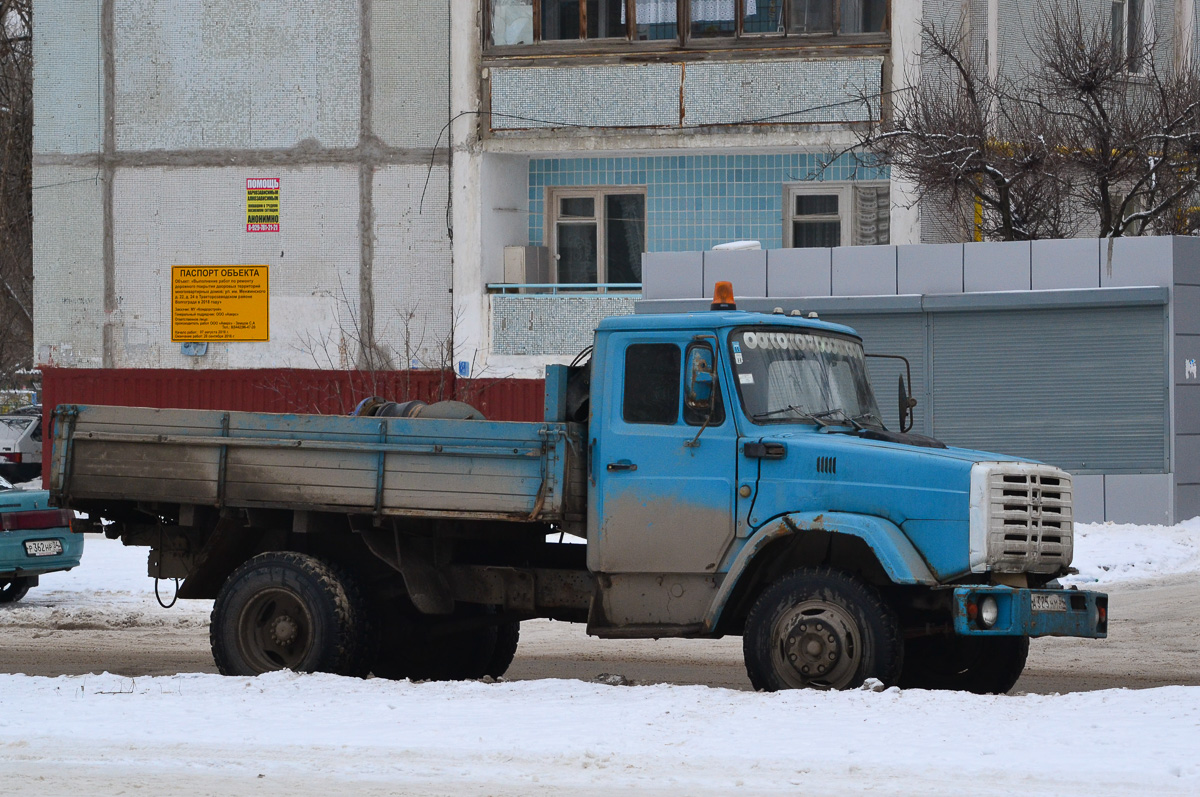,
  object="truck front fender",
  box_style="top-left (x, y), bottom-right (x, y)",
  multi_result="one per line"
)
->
top-left (703, 511), bottom-right (938, 633)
